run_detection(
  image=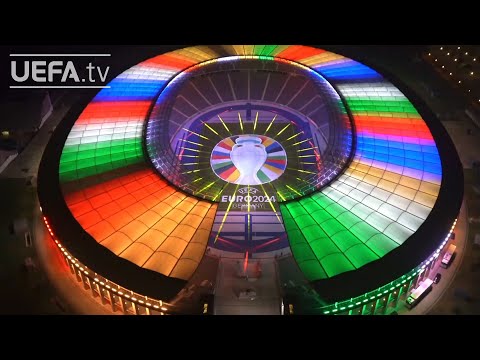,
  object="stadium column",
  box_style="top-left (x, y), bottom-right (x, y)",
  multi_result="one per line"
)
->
top-left (73, 268), bottom-right (81, 283)
top-left (373, 298), bottom-right (382, 315)
top-left (68, 261), bottom-right (75, 276)
top-left (432, 254), bottom-right (441, 270)
top-left (360, 304), bottom-right (367, 315)
top-left (390, 290), bottom-right (400, 309)
top-left (418, 270), bottom-right (427, 285)
top-left (369, 302), bottom-right (376, 315)
top-left (105, 289), bottom-right (115, 312)
top-left (97, 283), bottom-right (106, 306)
top-left (362, 302), bottom-right (375, 315)
top-left (407, 276), bottom-right (417, 295)
top-left (401, 283), bottom-right (410, 303)
top-left (118, 298), bottom-right (127, 315)
top-left (124, 299), bottom-right (137, 315)
top-left (89, 279), bottom-right (97, 298)
top-left (397, 287), bottom-right (404, 302)
top-left (424, 267), bottom-right (430, 281)
top-left (385, 297), bottom-right (392, 314)
top-left (423, 262), bottom-right (432, 278)
top-left (349, 307), bottom-right (360, 315)
top-left (79, 271), bottom-right (90, 291)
